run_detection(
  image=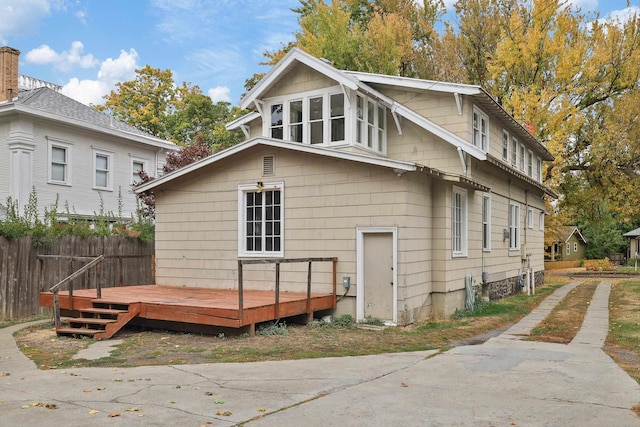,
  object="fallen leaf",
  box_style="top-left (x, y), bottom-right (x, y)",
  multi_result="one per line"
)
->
top-left (45, 403), bottom-right (57, 410)
top-left (258, 408), bottom-right (266, 412)
top-left (125, 406), bottom-right (142, 412)
top-left (401, 383), bottom-right (409, 387)
top-left (216, 410), bottom-right (232, 416)
top-left (88, 409), bottom-right (99, 415)
top-left (214, 398), bottom-right (225, 404)
top-left (170, 400), bottom-right (176, 404)
top-left (0, 372), bottom-right (10, 377)
top-left (205, 391), bottom-right (217, 396)
top-left (108, 412), bottom-right (120, 418)
top-left (97, 387), bottom-right (105, 391)
top-left (175, 385), bottom-right (181, 389)
top-left (84, 389), bottom-right (92, 393)
top-left (138, 414), bottom-right (145, 417)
